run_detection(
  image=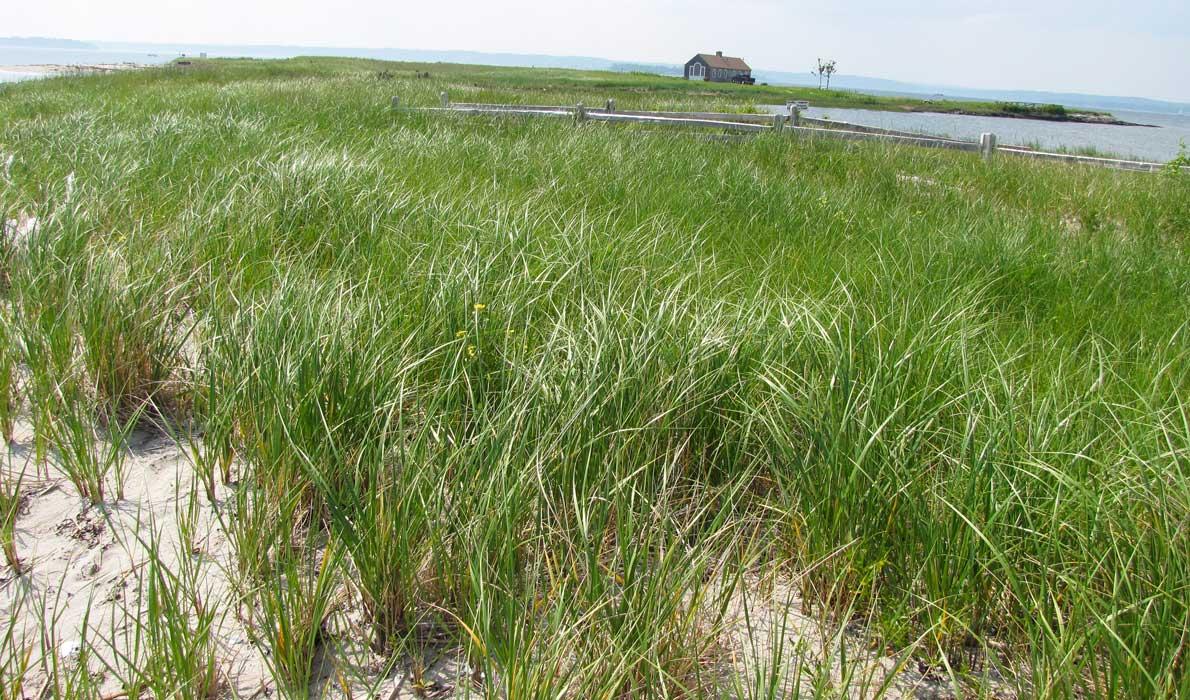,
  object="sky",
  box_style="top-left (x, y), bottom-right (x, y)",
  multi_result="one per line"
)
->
top-left (4, 0), bottom-right (1189, 101)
